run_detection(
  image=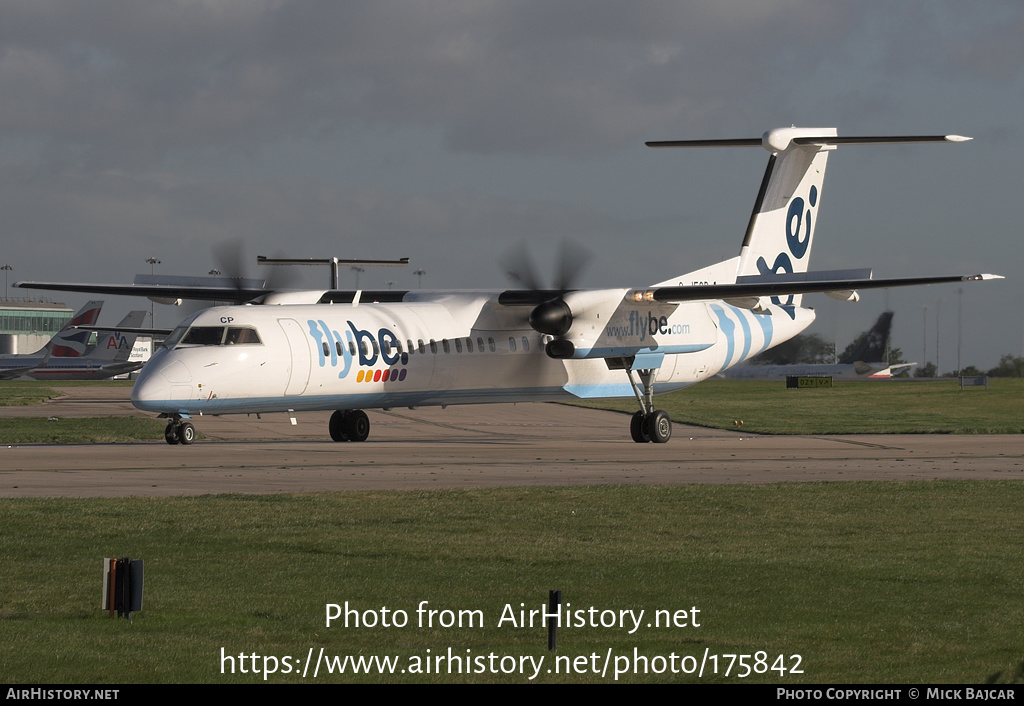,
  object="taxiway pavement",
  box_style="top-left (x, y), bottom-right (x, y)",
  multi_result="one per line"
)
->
top-left (1, 386), bottom-right (1022, 497)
